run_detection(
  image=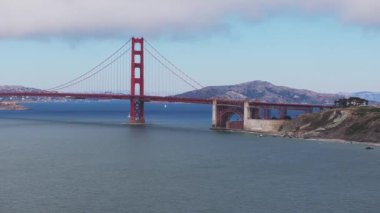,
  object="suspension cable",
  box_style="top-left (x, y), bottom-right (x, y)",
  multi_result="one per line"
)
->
top-left (47, 39), bottom-right (131, 91)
